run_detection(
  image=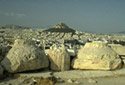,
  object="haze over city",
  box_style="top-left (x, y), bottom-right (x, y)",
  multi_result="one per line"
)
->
top-left (0, 0), bottom-right (125, 33)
